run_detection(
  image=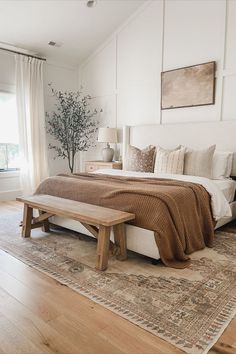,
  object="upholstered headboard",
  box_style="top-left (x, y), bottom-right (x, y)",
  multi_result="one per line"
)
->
top-left (123, 121), bottom-right (236, 176)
